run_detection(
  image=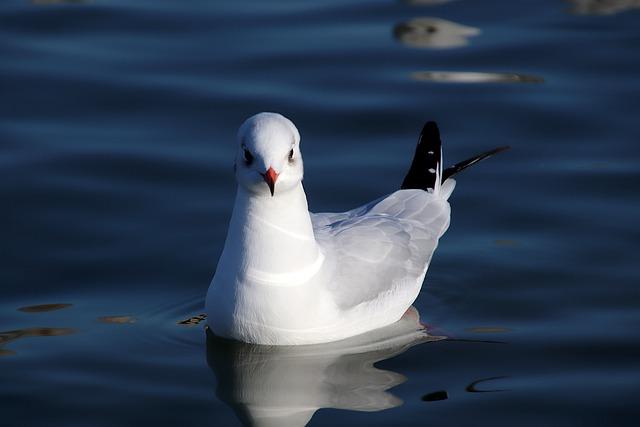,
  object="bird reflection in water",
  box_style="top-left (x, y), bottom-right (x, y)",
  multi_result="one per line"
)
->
top-left (394, 18), bottom-right (480, 49)
top-left (206, 307), bottom-right (444, 427)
